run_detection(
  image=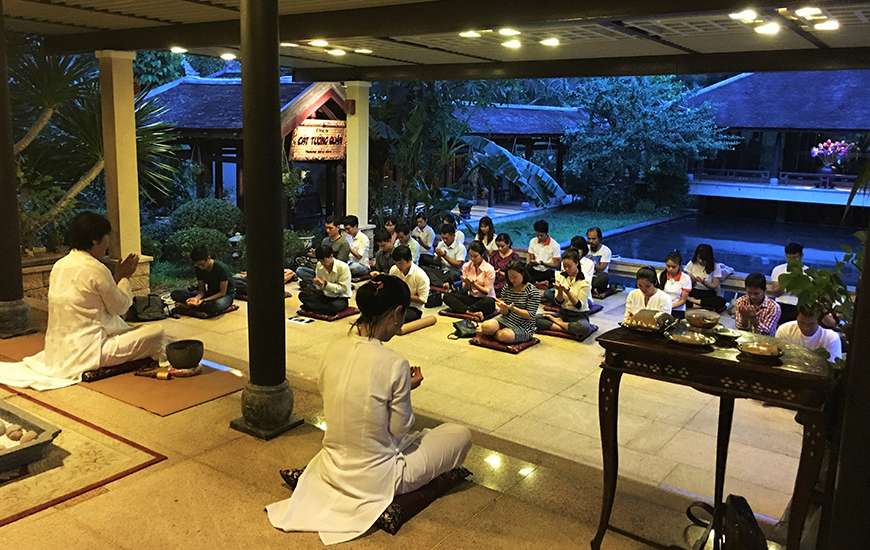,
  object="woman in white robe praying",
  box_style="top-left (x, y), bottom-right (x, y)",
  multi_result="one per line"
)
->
top-left (0, 212), bottom-right (164, 390)
top-left (266, 274), bottom-right (472, 545)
